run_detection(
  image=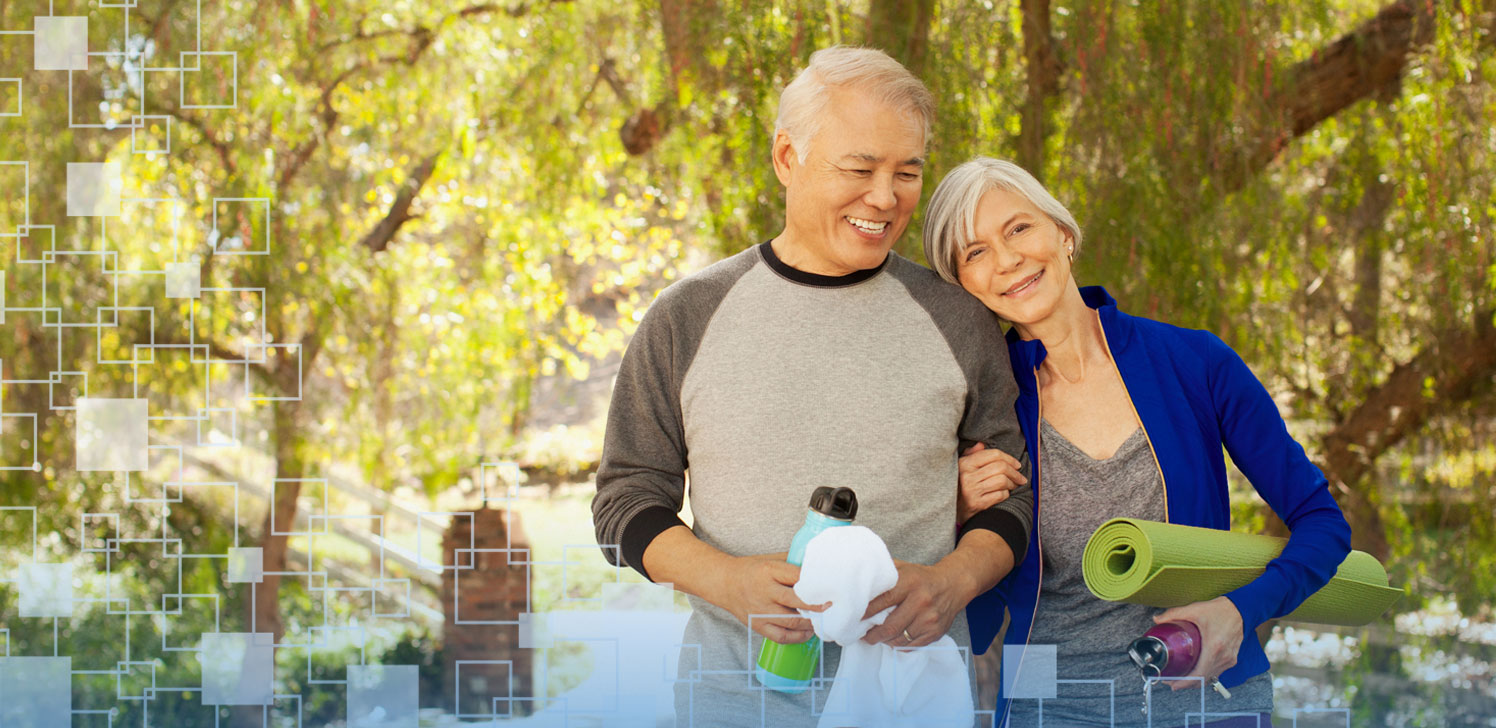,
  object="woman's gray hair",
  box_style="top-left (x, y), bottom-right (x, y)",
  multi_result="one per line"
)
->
top-left (775, 46), bottom-right (935, 163)
top-left (922, 157), bottom-right (1083, 284)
